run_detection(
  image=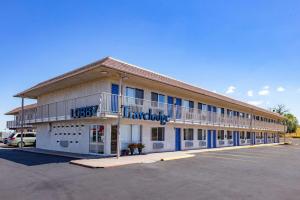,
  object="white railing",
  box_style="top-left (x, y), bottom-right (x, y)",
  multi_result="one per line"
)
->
top-left (16, 92), bottom-right (283, 132)
top-left (6, 120), bottom-right (33, 129)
